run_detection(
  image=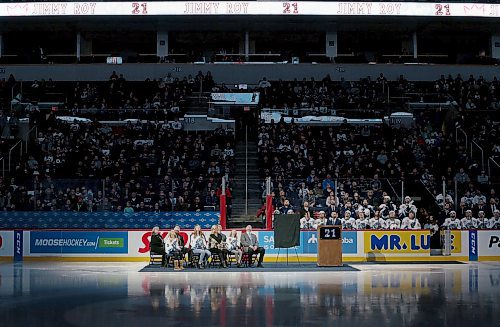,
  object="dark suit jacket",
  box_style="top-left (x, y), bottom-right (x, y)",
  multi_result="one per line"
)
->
top-left (150, 233), bottom-right (165, 254)
top-left (327, 218), bottom-right (342, 226)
